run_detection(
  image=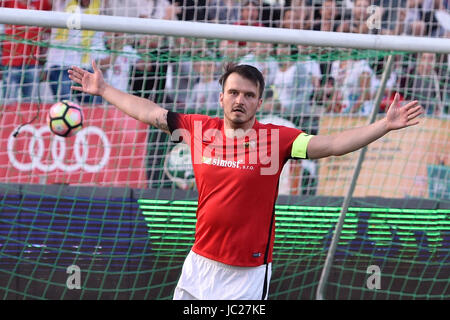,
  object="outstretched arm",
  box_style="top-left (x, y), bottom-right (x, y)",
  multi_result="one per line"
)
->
top-left (307, 93), bottom-right (423, 160)
top-left (68, 60), bottom-right (170, 134)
